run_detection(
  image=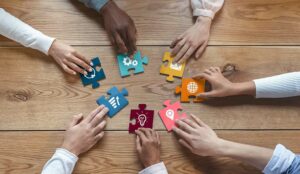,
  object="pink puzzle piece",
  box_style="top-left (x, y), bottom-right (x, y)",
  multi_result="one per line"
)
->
top-left (129, 104), bottom-right (154, 133)
top-left (158, 100), bottom-right (187, 132)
